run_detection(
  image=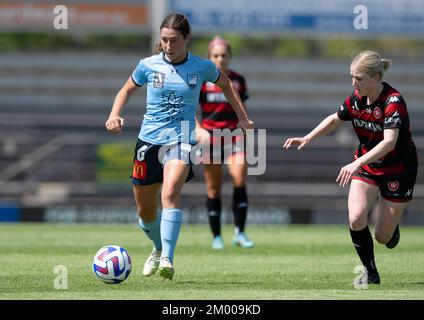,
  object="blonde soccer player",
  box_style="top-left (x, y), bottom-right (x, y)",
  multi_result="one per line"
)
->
top-left (283, 51), bottom-right (418, 284)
